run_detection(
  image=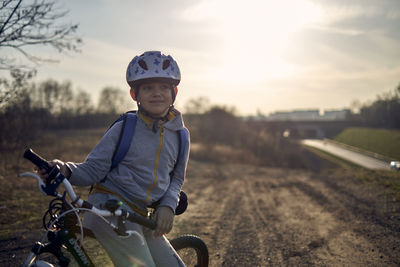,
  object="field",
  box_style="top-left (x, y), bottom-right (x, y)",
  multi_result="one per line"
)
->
top-left (334, 127), bottom-right (400, 160)
top-left (1, 128), bottom-right (400, 266)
